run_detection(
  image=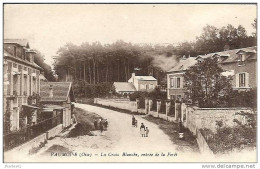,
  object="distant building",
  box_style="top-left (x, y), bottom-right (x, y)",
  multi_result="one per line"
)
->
top-left (40, 82), bottom-right (75, 128)
top-left (166, 46), bottom-right (257, 100)
top-left (3, 39), bottom-right (44, 132)
top-left (128, 73), bottom-right (157, 92)
top-left (113, 82), bottom-right (136, 95)
top-left (113, 73), bottom-right (158, 95)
